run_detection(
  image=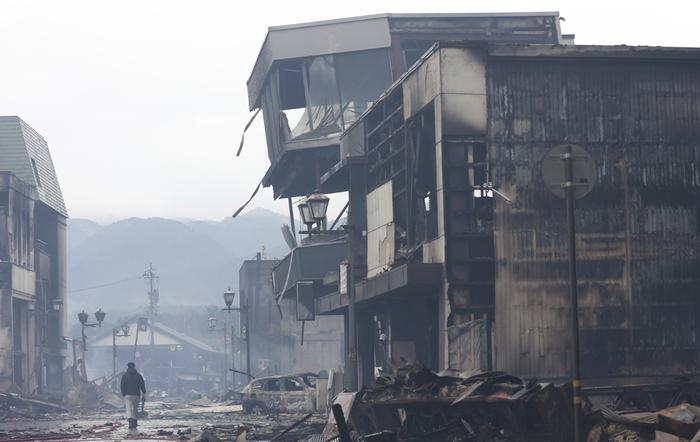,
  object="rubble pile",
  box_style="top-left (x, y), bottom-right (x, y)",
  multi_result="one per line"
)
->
top-left (62, 379), bottom-right (125, 411)
top-left (341, 362), bottom-right (575, 441)
top-left (0, 391), bottom-right (68, 420)
top-left (322, 363), bottom-right (700, 442)
top-left (587, 403), bottom-right (700, 442)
